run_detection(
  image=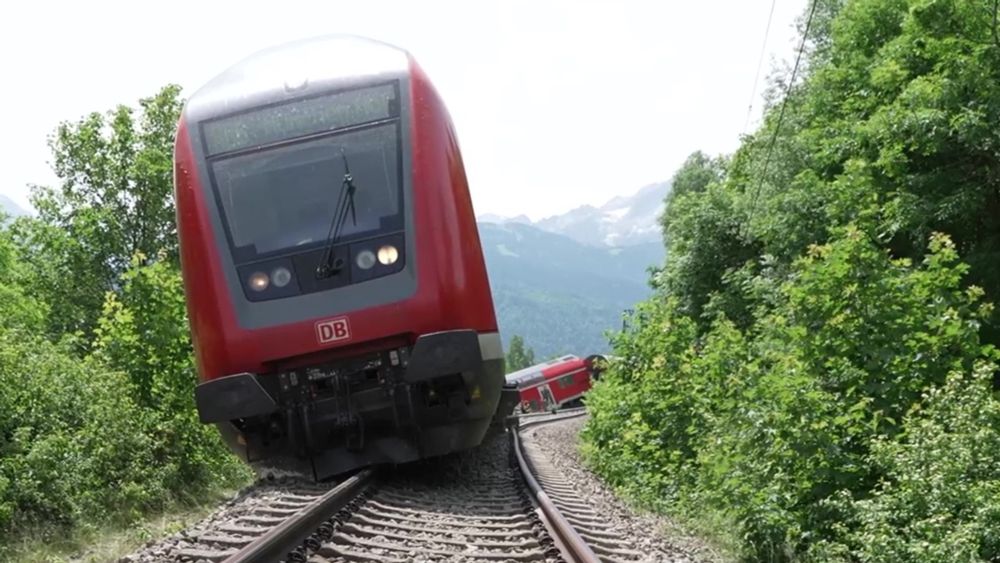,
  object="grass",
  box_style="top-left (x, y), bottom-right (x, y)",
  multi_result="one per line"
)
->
top-left (2, 484), bottom-right (247, 563)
